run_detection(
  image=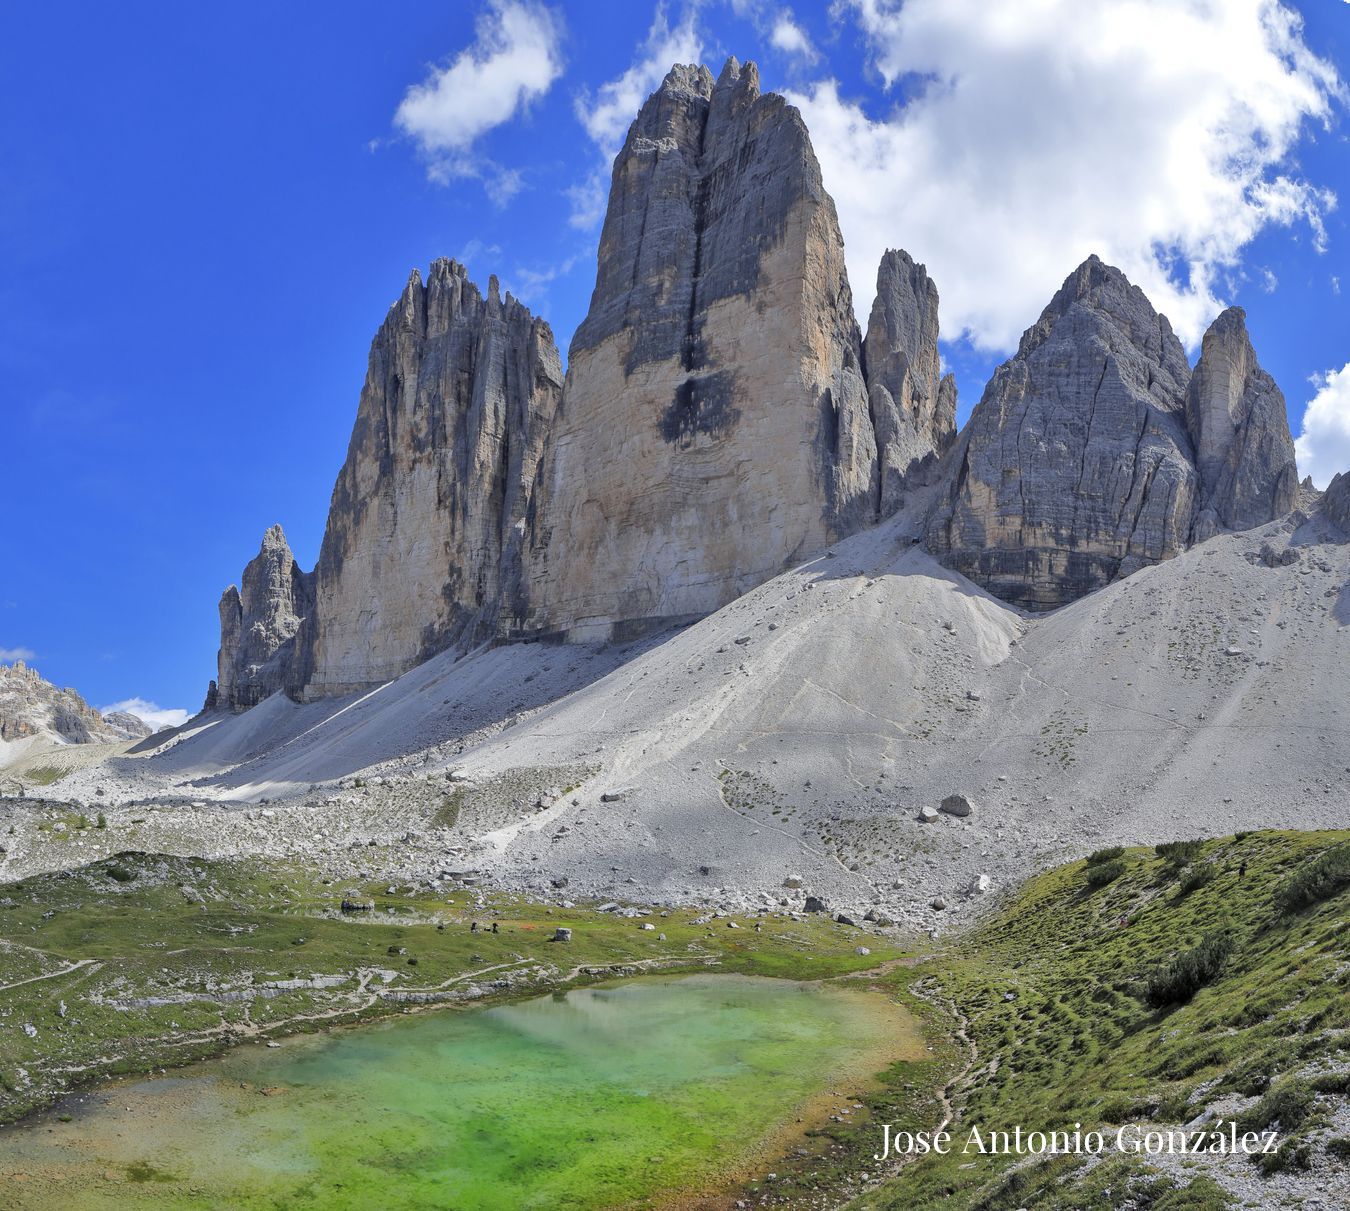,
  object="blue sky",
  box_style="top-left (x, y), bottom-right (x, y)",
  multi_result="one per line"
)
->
top-left (2, 0), bottom-right (1348, 722)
